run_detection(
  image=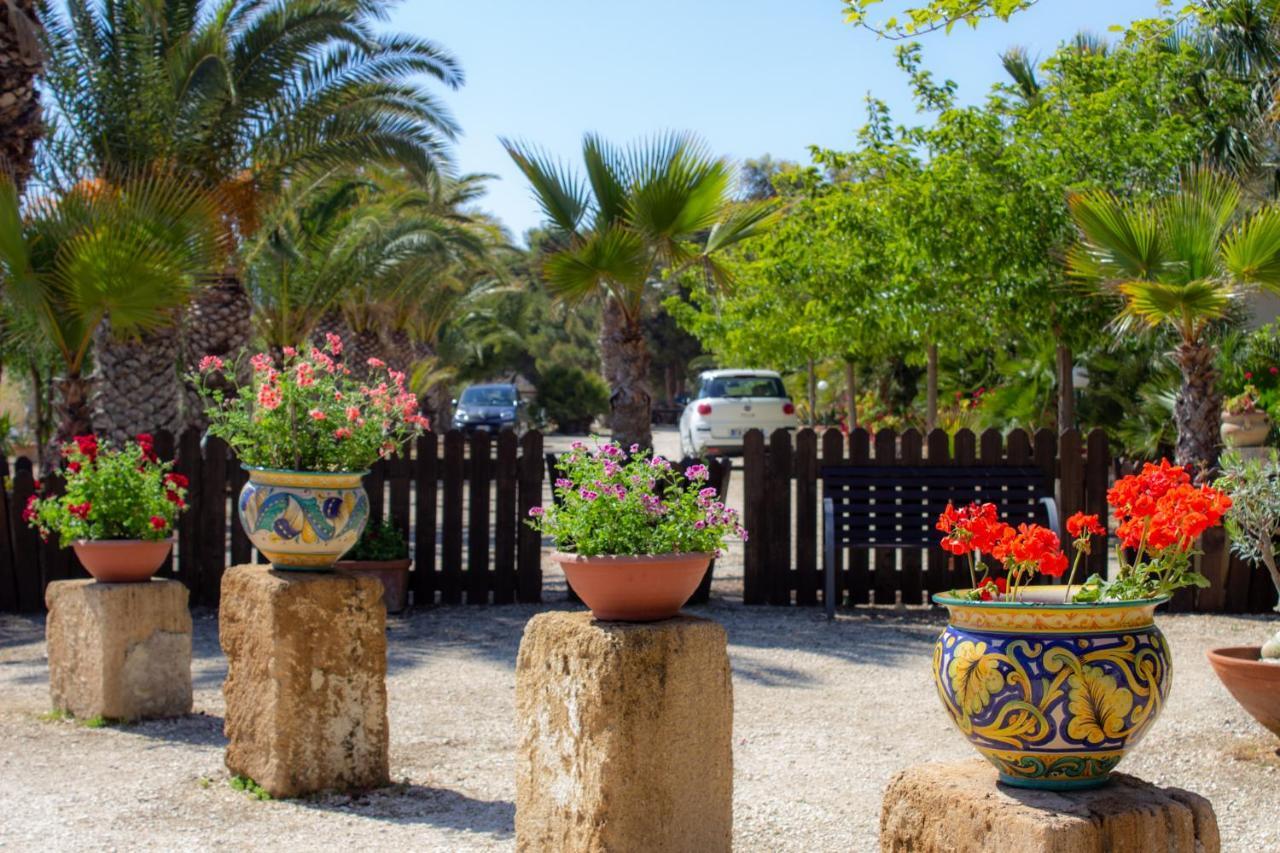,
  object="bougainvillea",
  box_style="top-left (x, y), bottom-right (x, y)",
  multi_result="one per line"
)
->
top-left (527, 439), bottom-right (746, 557)
top-left (25, 436), bottom-right (188, 542)
top-left (189, 334), bottom-right (429, 472)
